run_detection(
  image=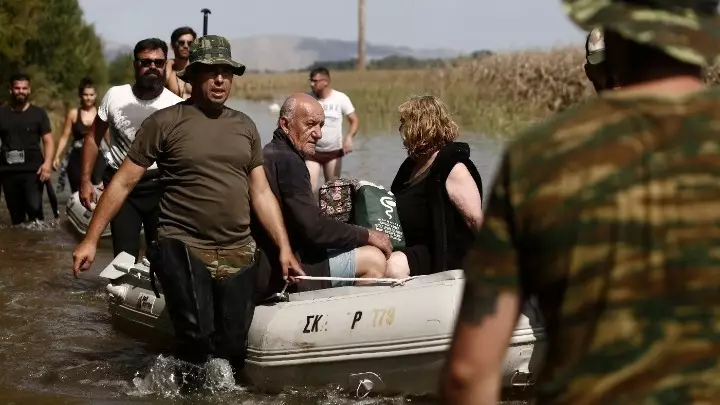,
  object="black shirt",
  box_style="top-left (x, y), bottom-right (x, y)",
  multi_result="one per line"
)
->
top-left (0, 104), bottom-right (51, 173)
top-left (251, 128), bottom-right (369, 291)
